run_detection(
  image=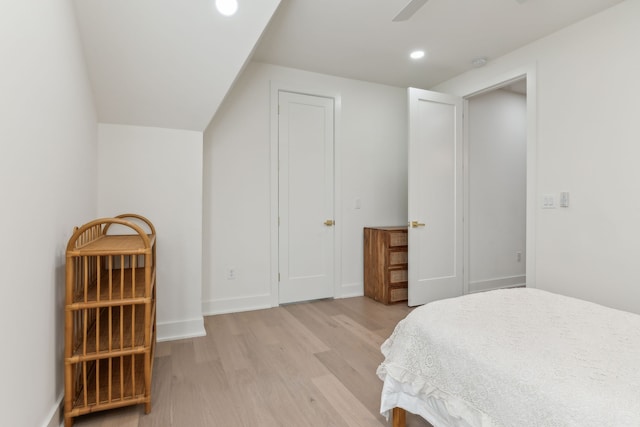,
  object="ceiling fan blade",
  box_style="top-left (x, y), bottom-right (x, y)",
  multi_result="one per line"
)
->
top-left (392, 0), bottom-right (429, 22)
